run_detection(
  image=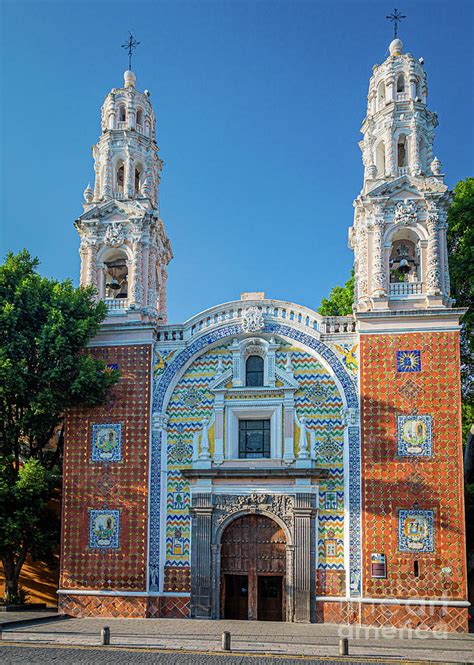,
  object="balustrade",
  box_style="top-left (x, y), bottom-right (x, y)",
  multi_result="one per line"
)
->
top-left (389, 281), bottom-right (423, 296)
